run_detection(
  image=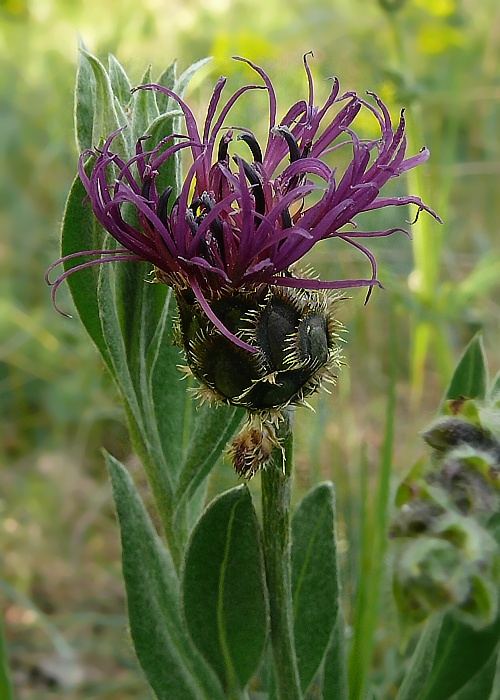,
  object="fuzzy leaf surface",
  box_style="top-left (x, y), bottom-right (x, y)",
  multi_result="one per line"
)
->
top-left (74, 40), bottom-right (96, 153)
top-left (174, 404), bottom-right (244, 518)
top-left (131, 64), bottom-right (160, 141)
top-left (108, 53), bottom-right (132, 106)
top-left (81, 49), bottom-right (131, 157)
top-left (60, 171), bottom-right (113, 373)
top-left (146, 290), bottom-right (190, 479)
top-left (321, 616), bottom-right (349, 700)
top-left (396, 616), bottom-right (441, 700)
top-left (106, 453), bottom-right (225, 700)
top-left (182, 485), bottom-right (268, 693)
top-left (291, 482), bottom-right (342, 694)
